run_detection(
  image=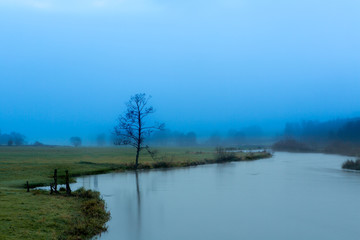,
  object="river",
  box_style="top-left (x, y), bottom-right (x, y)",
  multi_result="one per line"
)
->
top-left (70, 152), bottom-right (360, 240)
